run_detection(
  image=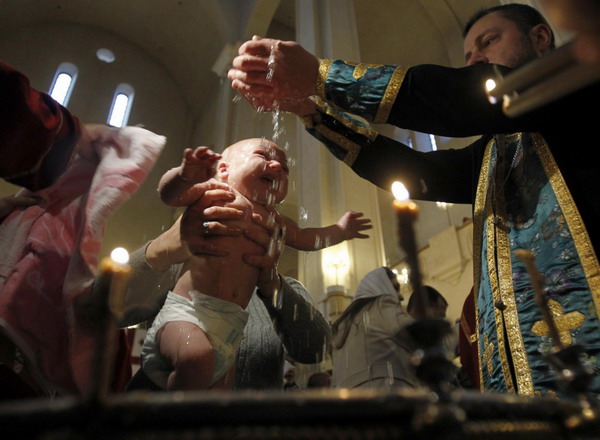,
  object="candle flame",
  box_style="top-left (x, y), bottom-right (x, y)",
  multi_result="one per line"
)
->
top-left (392, 181), bottom-right (410, 201)
top-left (110, 247), bottom-right (129, 264)
top-left (485, 78), bottom-right (496, 92)
top-left (485, 79), bottom-right (498, 104)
